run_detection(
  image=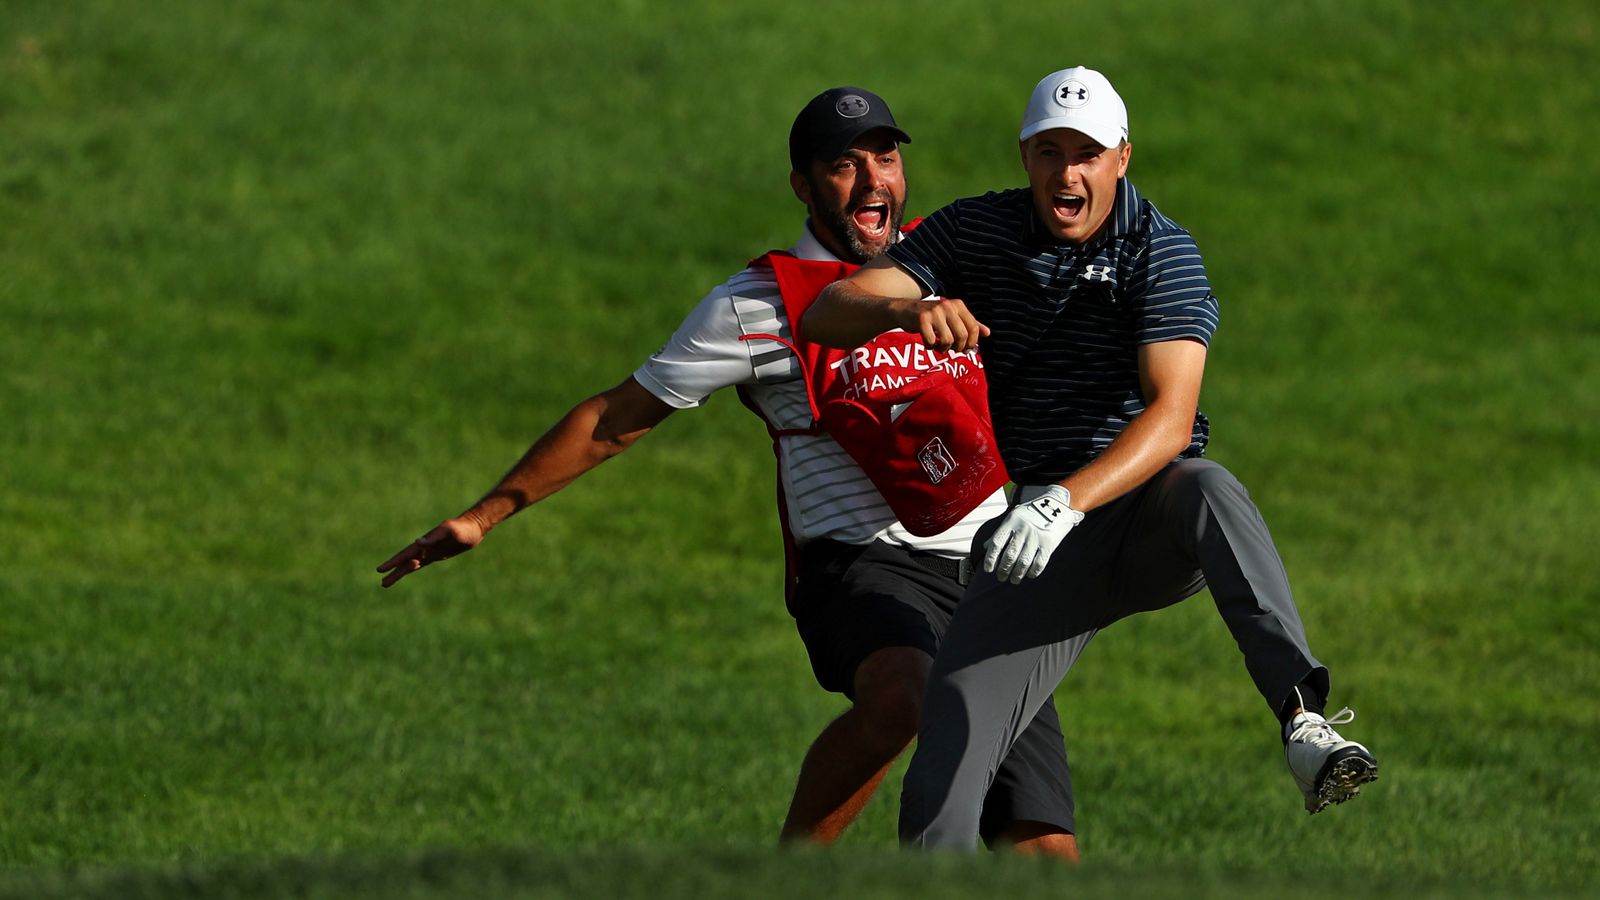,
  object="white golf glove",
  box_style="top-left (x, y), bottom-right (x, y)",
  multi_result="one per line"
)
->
top-left (982, 485), bottom-right (1084, 584)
